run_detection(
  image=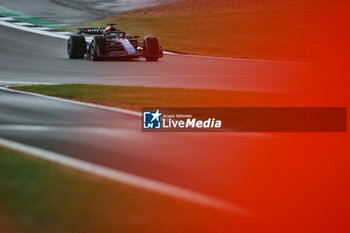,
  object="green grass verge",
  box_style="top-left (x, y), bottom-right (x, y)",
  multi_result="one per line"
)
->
top-left (0, 6), bottom-right (64, 28)
top-left (11, 84), bottom-right (291, 111)
top-left (63, 0), bottom-right (338, 61)
top-left (0, 146), bottom-right (239, 233)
